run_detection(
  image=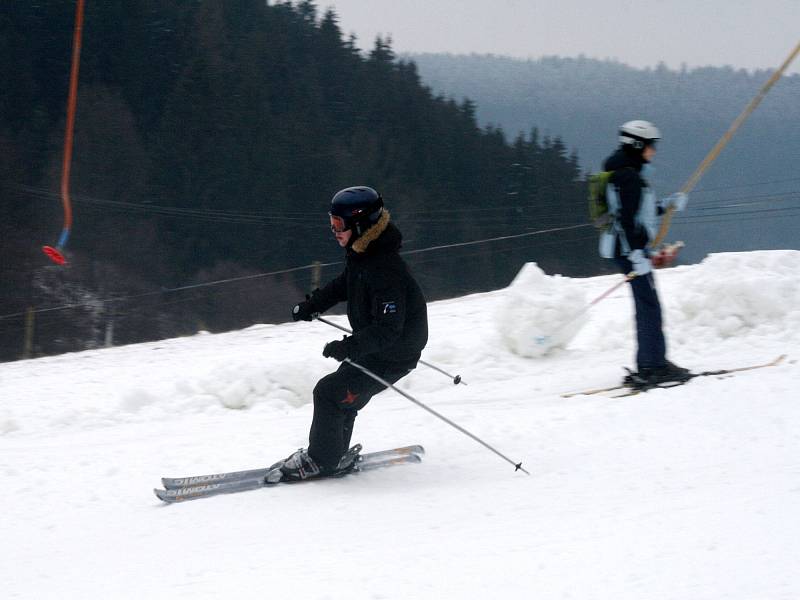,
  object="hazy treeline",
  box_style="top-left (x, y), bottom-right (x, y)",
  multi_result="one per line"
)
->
top-left (409, 53), bottom-right (800, 262)
top-left (409, 53), bottom-right (800, 187)
top-left (0, 1), bottom-right (598, 362)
